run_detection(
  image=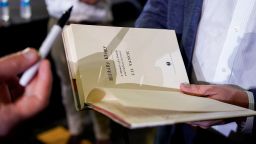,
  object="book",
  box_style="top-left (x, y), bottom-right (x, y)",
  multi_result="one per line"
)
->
top-left (62, 24), bottom-right (256, 129)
